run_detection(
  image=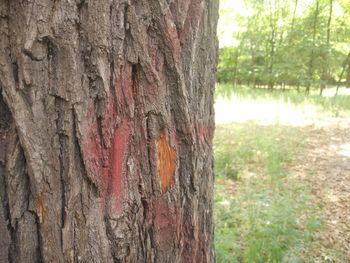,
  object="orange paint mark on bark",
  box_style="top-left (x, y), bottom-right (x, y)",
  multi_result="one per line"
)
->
top-left (36, 193), bottom-right (46, 224)
top-left (69, 249), bottom-right (74, 262)
top-left (35, 192), bottom-right (53, 242)
top-left (156, 130), bottom-right (177, 193)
